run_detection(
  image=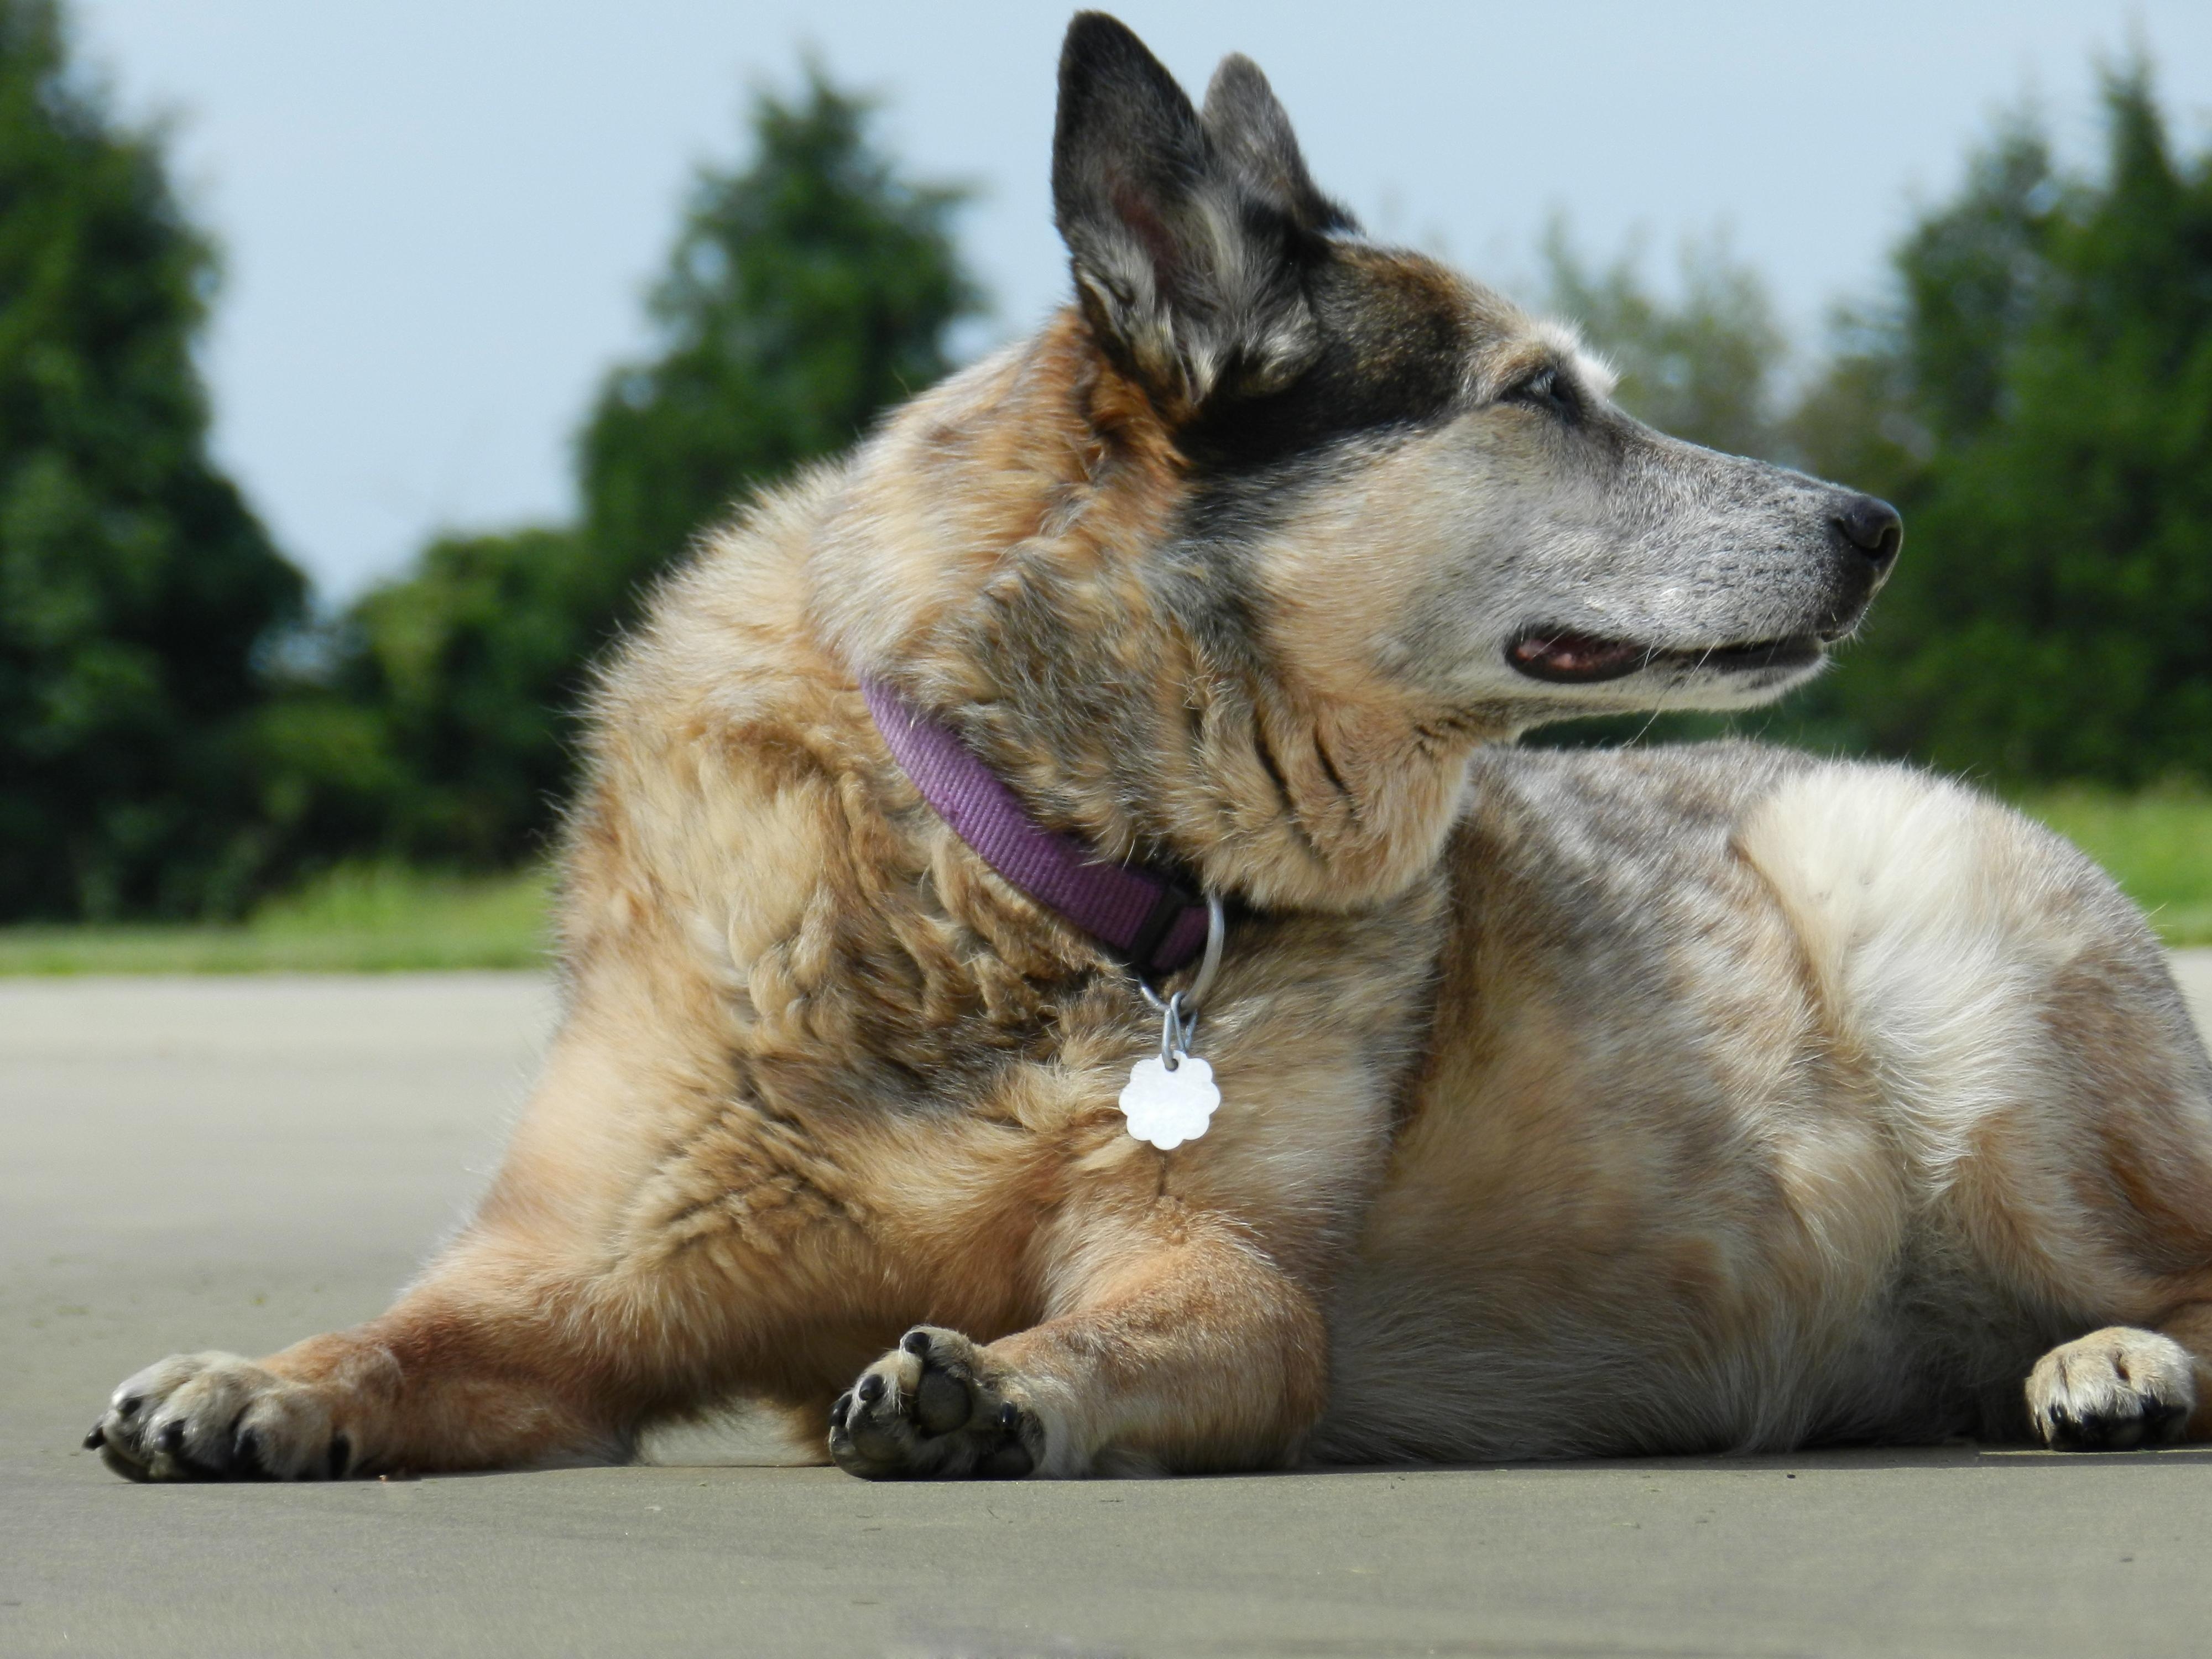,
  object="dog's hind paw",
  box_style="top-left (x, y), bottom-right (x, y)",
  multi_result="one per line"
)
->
top-left (828, 1327), bottom-right (1044, 1480)
top-left (87, 1352), bottom-right (350, 1482)
top-left (2026, 1327), bottom-right (2195, 1451)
